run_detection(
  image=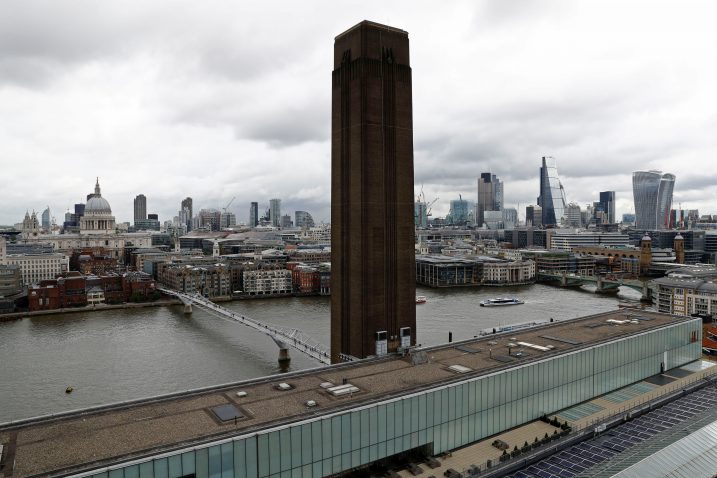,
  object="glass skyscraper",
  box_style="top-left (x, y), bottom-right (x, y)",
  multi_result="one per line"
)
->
top-left (476, 172), bottom-right (502, 227)
top-left (598, 191), bottom-right (616, 224)
top-left (537, 156), bottom-right (567, 227)
top-left (632, 171), bottom-right (675, 230)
